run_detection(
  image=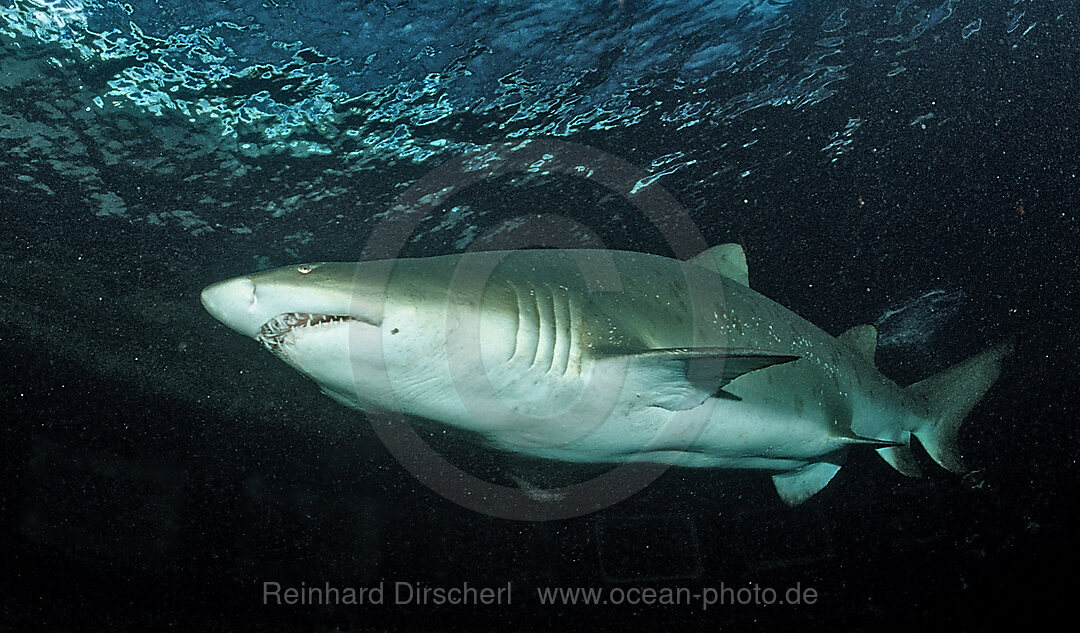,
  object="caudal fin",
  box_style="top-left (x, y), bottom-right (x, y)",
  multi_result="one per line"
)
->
top-left (905, 338), bottom-right (1015, 472)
